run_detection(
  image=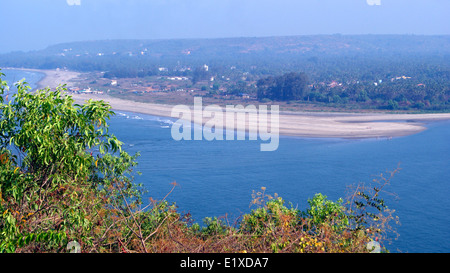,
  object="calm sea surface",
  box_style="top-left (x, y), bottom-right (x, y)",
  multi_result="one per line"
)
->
top-left (2, 69), bottom-right (450, 253)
